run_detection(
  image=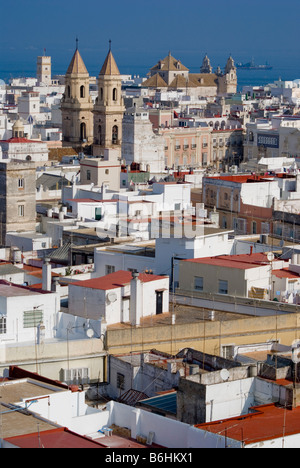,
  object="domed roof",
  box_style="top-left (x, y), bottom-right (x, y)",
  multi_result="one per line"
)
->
top-left (0, 79), bottom-right (6, 88)
top-left (13, 119), bottom-right (24, 130)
